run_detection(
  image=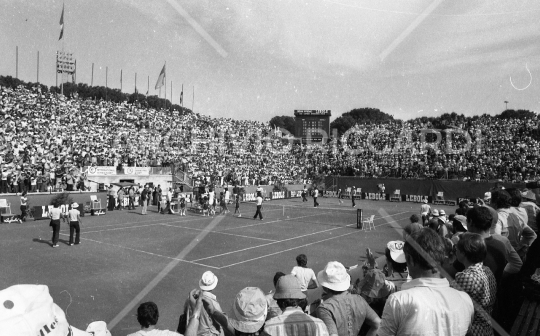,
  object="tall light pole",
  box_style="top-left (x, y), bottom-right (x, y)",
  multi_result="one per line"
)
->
top-left (504, 101), bottom-right (509, 110)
